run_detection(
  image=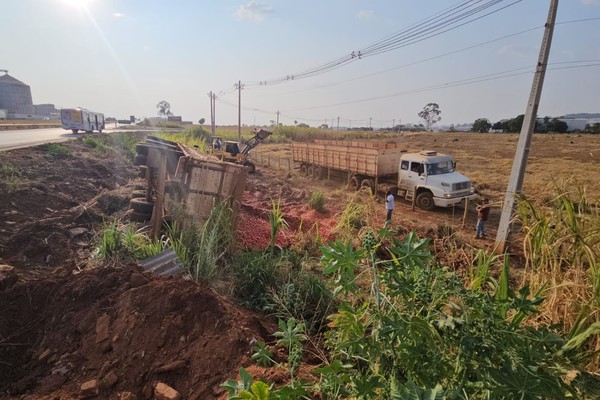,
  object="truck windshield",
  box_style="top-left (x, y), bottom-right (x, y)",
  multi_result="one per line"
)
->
top-left (426, 161), bottom-right (454, 175)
